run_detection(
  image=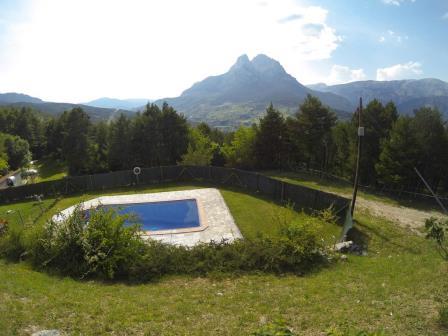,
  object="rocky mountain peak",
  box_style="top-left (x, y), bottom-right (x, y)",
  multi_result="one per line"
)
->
top-left (251, 54), bottom-right (286, 75)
